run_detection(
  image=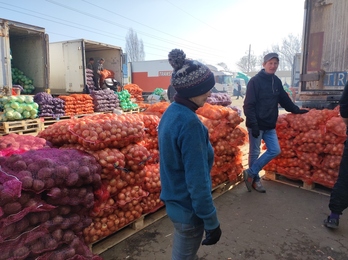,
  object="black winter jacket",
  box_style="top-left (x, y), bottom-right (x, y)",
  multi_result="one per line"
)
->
top-left (243, 69), bottom-right (301, 130)
top-left (339, 81), bottom-right (348, 134)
